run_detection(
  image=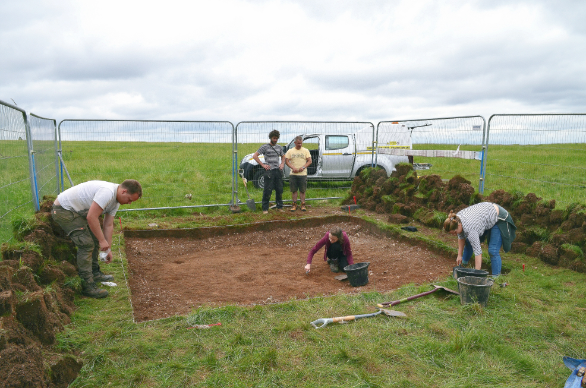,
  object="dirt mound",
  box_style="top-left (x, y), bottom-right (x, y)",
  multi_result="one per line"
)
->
top-left (0, 196), bottom-right (82, 387)
top-left (345, 166), bottom-right (586, 273)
